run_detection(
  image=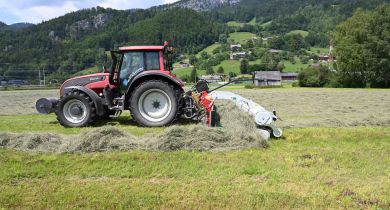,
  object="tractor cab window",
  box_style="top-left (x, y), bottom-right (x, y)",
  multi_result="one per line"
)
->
top-left (145, 52), bottom-right (160, 70)
top-left (120, 52), bottom-right (144, 87)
